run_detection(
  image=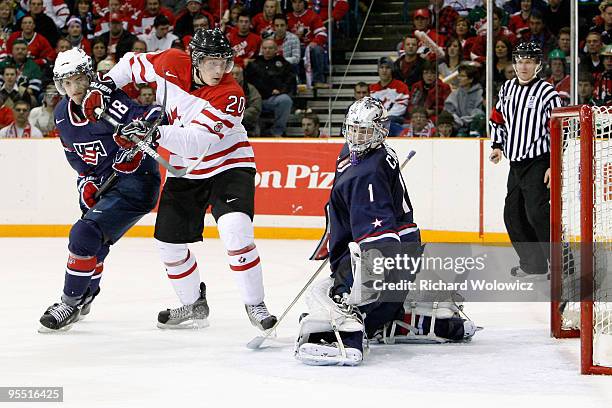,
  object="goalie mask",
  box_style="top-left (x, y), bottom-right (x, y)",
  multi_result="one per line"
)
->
top-left (512, 41), bottom-right (543, 84)
top-left (53, 48), bottom-right (94, 95)
top-left (342, 97), bottom-right (390, 165)
top-left (190, 28), bottom-right (234, 85)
